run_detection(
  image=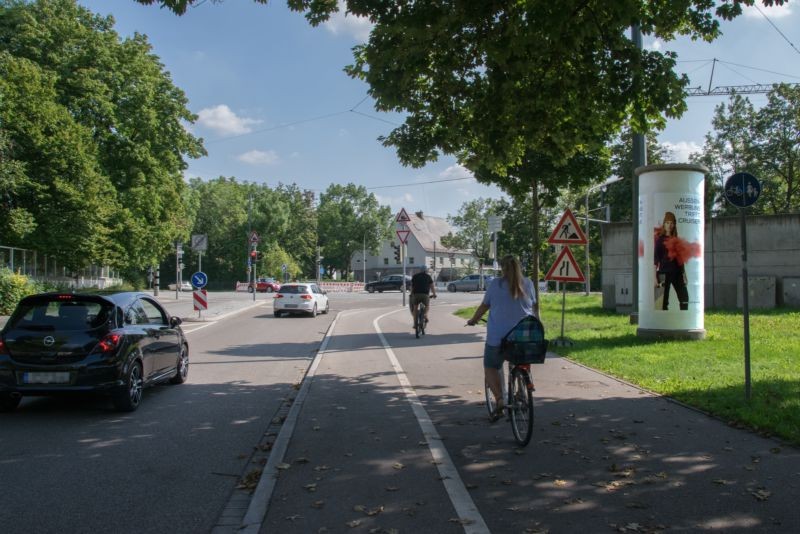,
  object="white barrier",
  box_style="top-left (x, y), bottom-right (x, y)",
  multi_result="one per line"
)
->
top-left (235, 282), bottom-right (250, 292)
top-left (320, 282), bottom-right (365, 293)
